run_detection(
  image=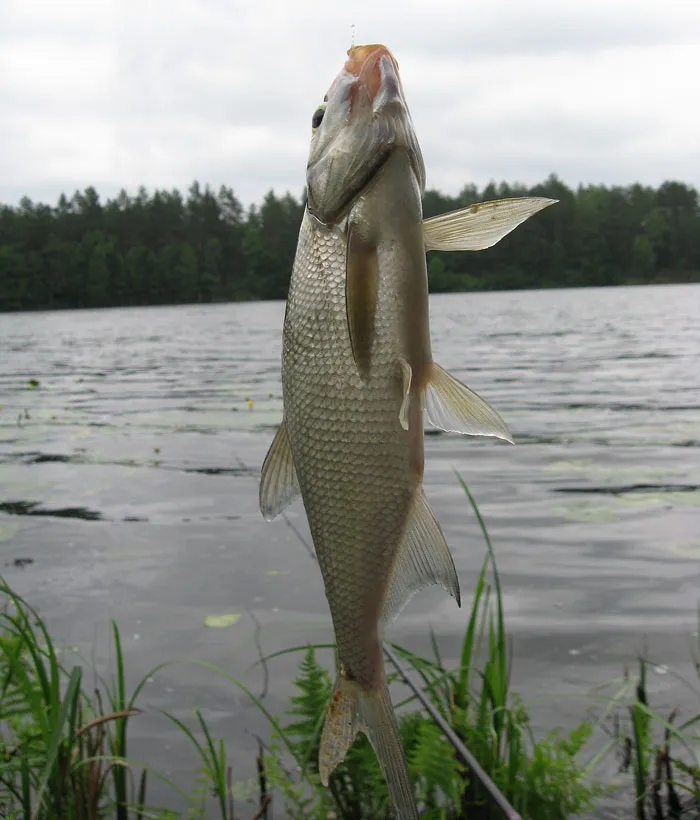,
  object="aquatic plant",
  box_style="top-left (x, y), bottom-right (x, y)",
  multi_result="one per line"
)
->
top-left (0, 478), bottom-right (697, 818)
top-left (0, 585), bottom-right (265, 819)
top-left (261, 476), bottom-right (604, 819)
top-left (614, 650), bottom-right (700, 820)
top-left (0, 586), bottom-right (144, 819)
